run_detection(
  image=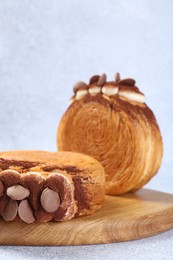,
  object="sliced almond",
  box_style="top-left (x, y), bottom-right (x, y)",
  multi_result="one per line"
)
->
top-left (2, 199), bottom-right (18, 221)
top-left (98, 73), bottom-right (107, 86)
top-left (89, 75), bottom-right (100, 84)
top-left (18, 199), bottom-right (35, 224)
top-left (0, 181), bottom-right (4, 197)
top-left (115, 72), bottom-right (121, 83)
top-left (41, 188), bottom-right (60, 213)
top-left (7, 185), bottom-right (30, 200)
